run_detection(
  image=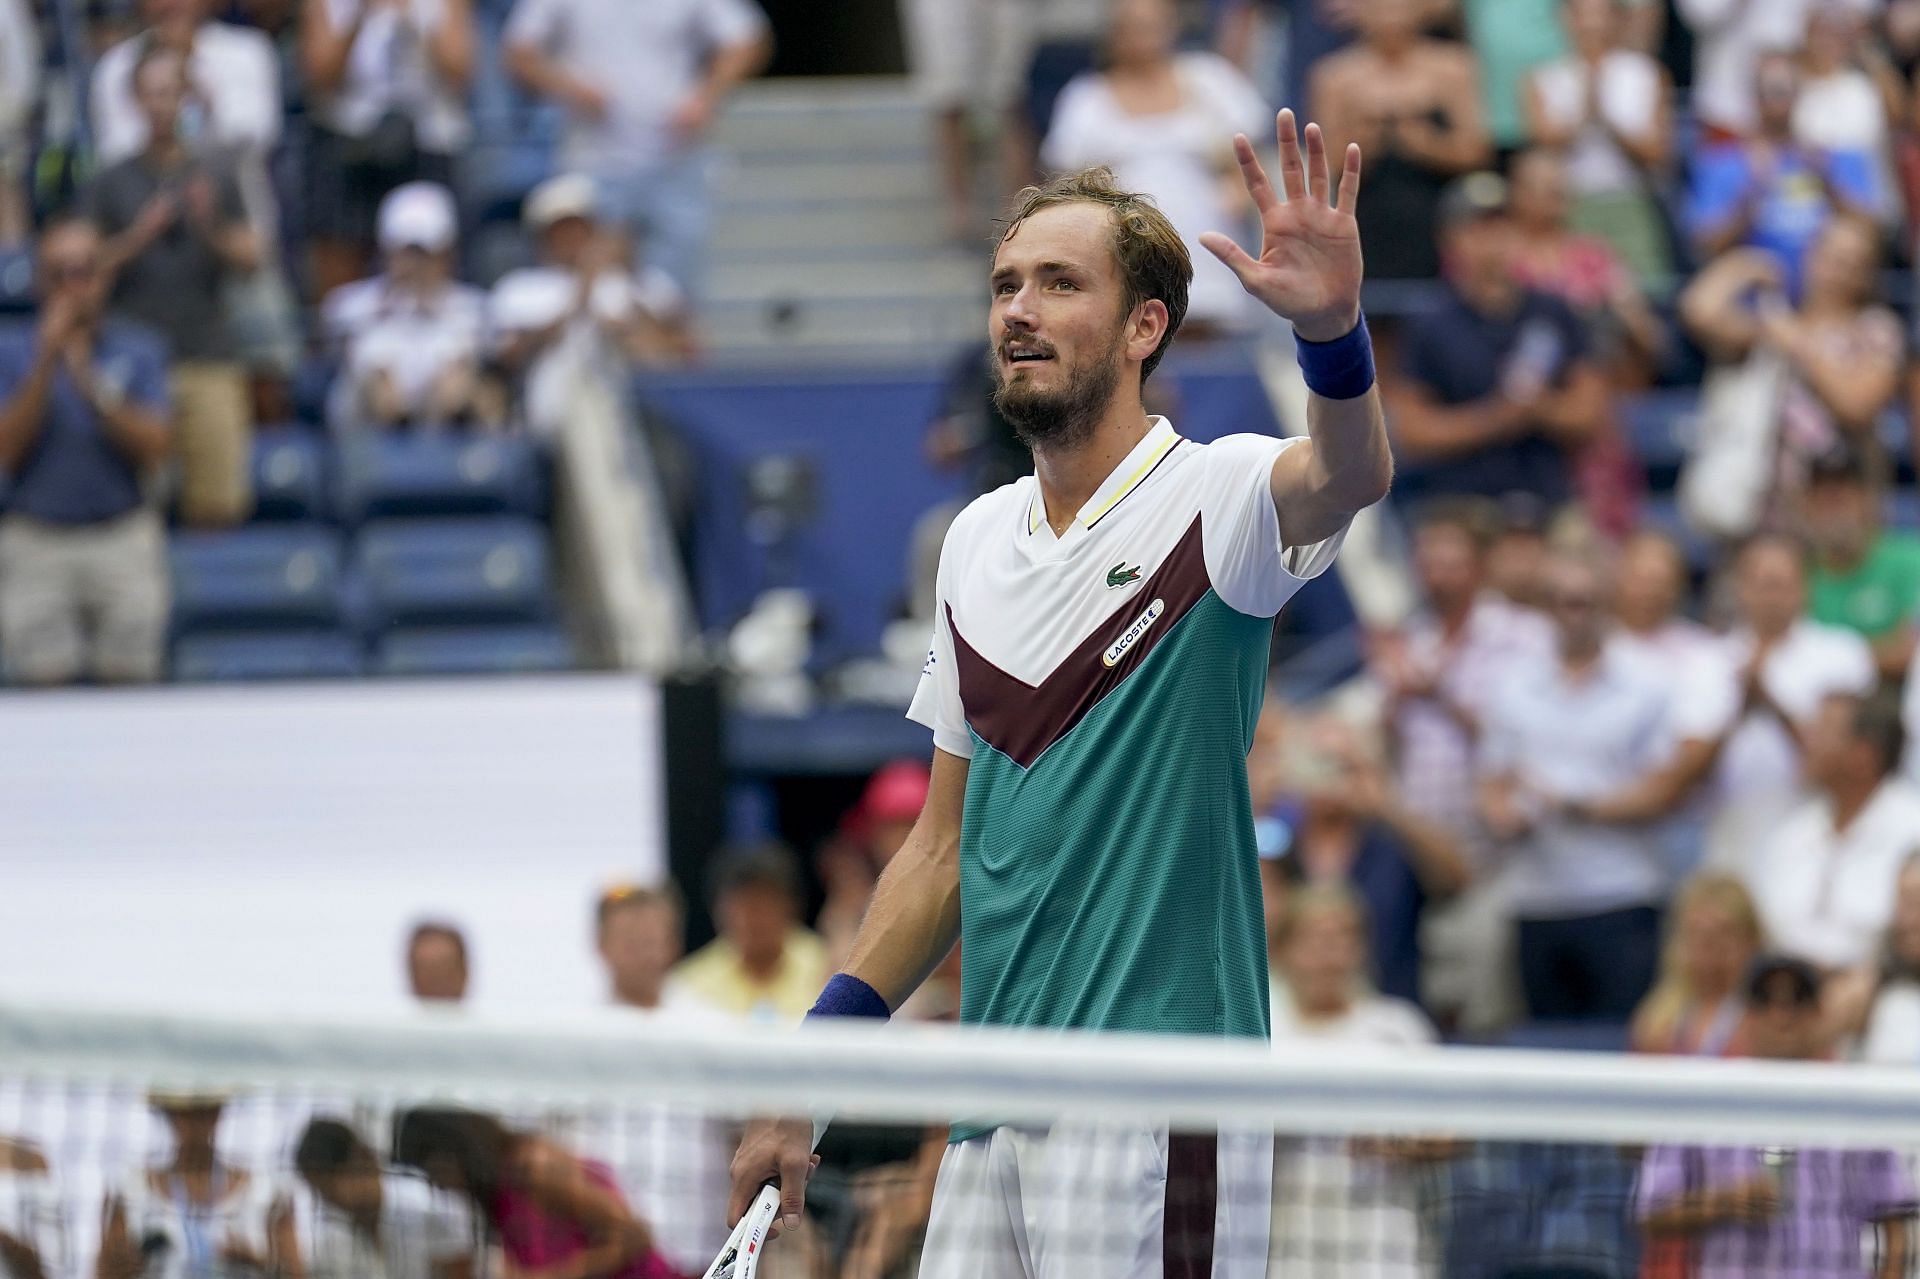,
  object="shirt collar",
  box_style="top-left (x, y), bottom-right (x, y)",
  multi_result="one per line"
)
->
top-left (1027, 416), bottom-right (1181, 537)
